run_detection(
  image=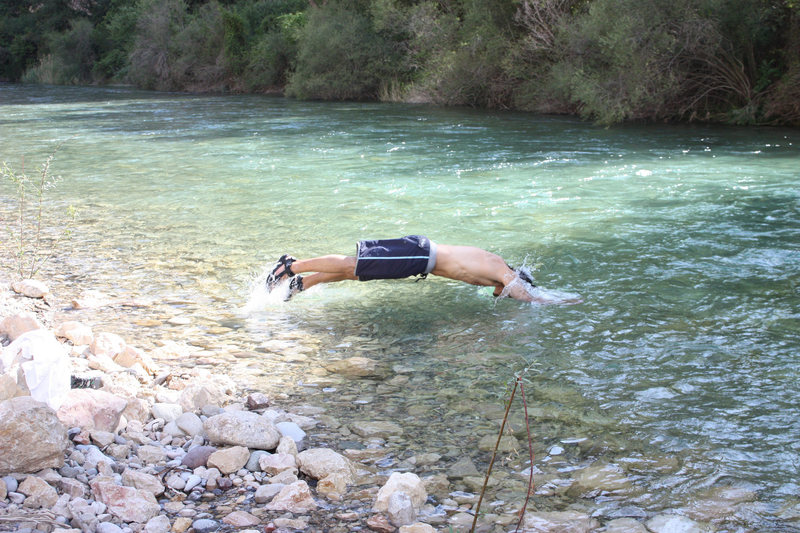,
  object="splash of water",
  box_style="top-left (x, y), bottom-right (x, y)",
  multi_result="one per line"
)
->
top-left (242, 263), bottom-right (293, 313)
top-left (497, 259), bottom-right (582, 305)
